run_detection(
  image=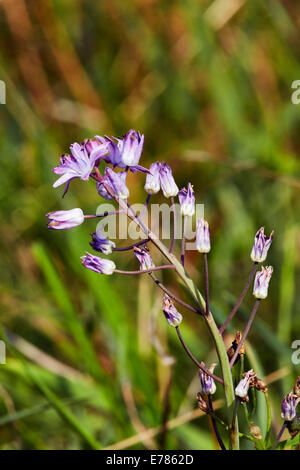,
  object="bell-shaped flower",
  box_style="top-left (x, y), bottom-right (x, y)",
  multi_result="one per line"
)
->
top-left (235, 369), bottom-right (256, 400)
top-left (81, 252), bottom-right (116, 275)
top-left (199, 363), bottom-right (217, 395)
top-left (281, 392), bottom-right (299, 421)
top-left (144, 162), bottom-right (161, 194)
top-left (133, 246), bottom-right (155, 271)
top-left (162, 294), bottom-right (182, 327)
top-left (97, 168), bottom-right (129, 200)
top-left (159, 163), bottom-right (179, 198)
top-left (46, 208), bottom-right (84, 230)
top-left (253, 266), bottom-right (273, 300)
top-left (89, 229), bottom-right (116, 255)
top-left (251, 227), bottom-right (274, 263)
top-left (196, 218), bottom-right (211, 253)
top-left (178, 183), bottom-right (195, 217)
